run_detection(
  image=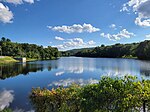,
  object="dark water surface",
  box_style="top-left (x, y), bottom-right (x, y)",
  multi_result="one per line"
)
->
top-left (0, 57), bottom-right (150, 111)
